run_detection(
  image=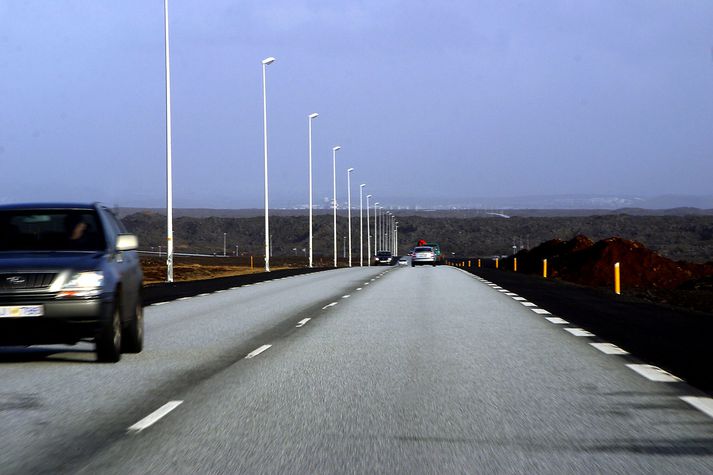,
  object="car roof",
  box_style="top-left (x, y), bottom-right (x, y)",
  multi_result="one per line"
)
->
top-left (0, 202), bottom-right (99, 211)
